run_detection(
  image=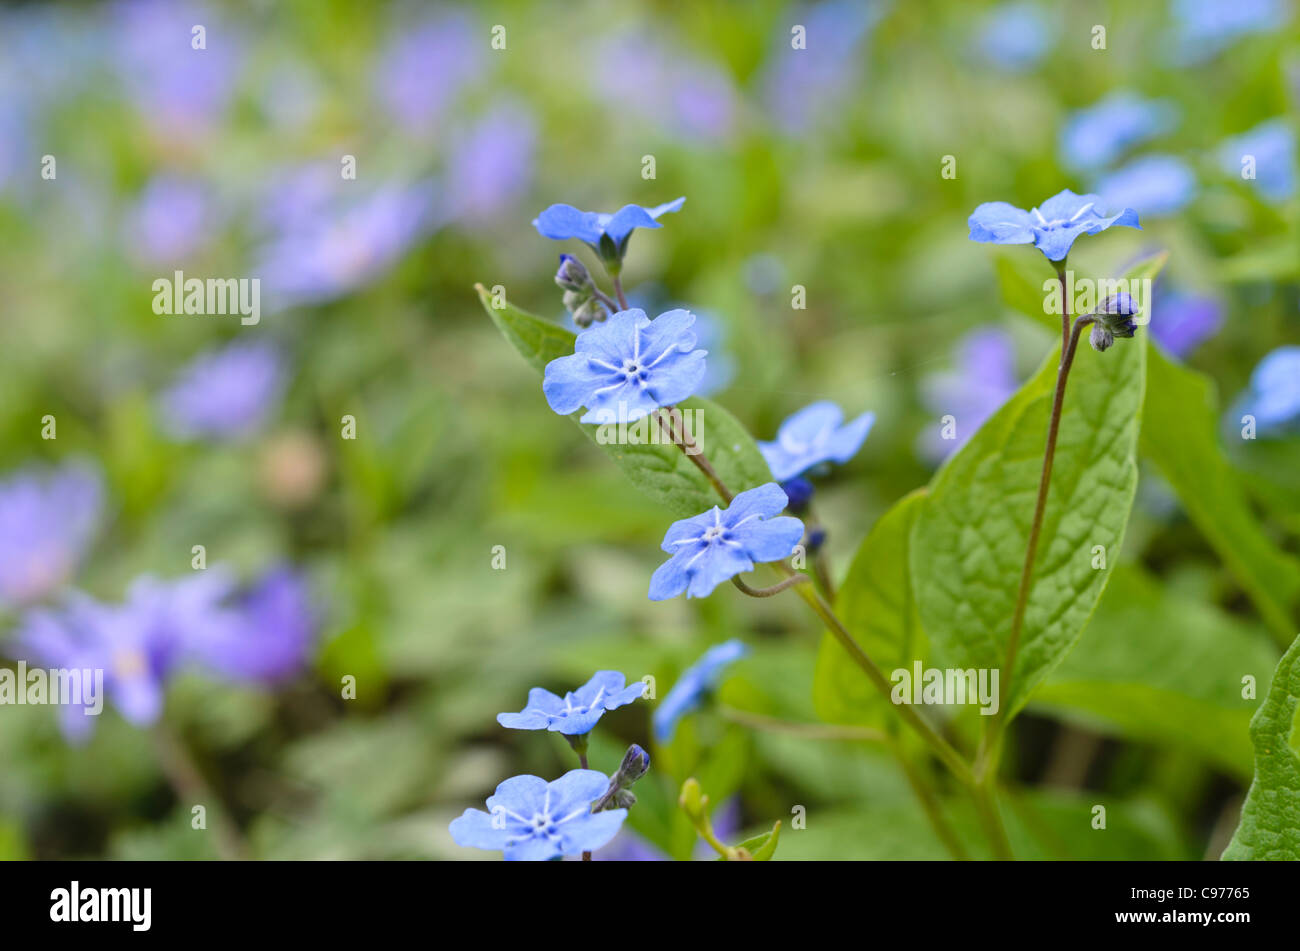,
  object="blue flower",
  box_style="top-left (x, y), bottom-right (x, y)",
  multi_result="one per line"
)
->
top-left (649, 484), bottom-right (804, 601)
top-left (1233, 347), bottom-right (1300, 435)
top-left (653, 640), bottom-right (748, 743)
top-left (974, 3), bottom-right (1052, 72)
top-left (968, 188), bottom-right (1140, 262)
top-left (449, 770), bottom-right (627, 861)
top-left (1151, 290), bottom-right (1223, 359)
top-left (497, 671), bottom-right (646, 735)
top-left (1094, 155), bottom-right (1196, 217)
top-left (919, 327), bottom-right (1020, 463)
top-left (1171, 0), bottom-right (1289, 64)
top-left (542, 308), bottom-right (707, 424)
top-left (159, 340), bottom-right (286, 442)
top-left (533, 198), bottom-right (685, 265)
top-left (1219, 120), bottom-right (1296, 203)
top-left (0, 461), bottom-right (102, 609)
top-left (1059, 93), bottom-right (1178, 172)
top-left (758, 401), bottom-right (875, 481)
